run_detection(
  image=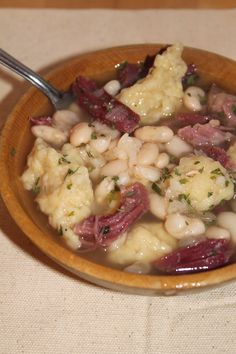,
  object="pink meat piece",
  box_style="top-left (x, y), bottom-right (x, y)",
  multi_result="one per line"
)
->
top-left (30, 116), bottom-right (53, 126)
top-left (74, 182), bottom-right (149, 249)
top-left (201, 145), bottom-right (235, 169)
top-left (117, 47), bottom-right (169, 88)
top-left (72, 76), bottom-right (140, 133)
top-left (153, 239), bottom-right (233, 274)
top-left (117, 62), bottom-right (143, 88)
top-left (178, 123), bottom-right (232, 147)
top-left (175, 113), bottom-right (210, 127)
top-left (208, 84), bottom-right (236, 126)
